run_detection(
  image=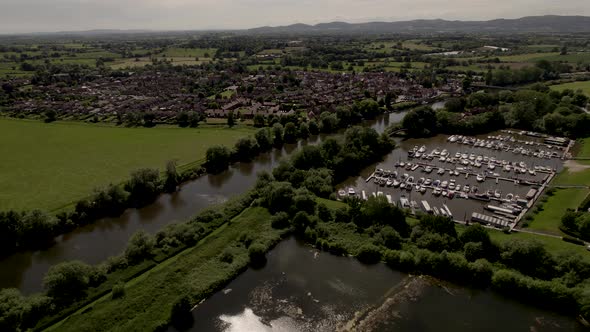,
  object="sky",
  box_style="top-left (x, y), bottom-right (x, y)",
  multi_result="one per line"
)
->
top-left (0, 0), bottom-right (589, 33)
